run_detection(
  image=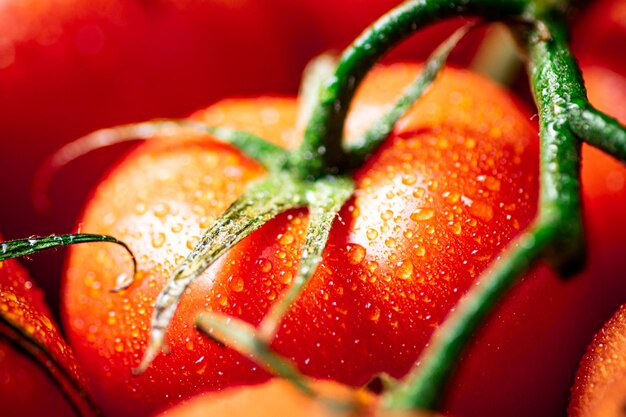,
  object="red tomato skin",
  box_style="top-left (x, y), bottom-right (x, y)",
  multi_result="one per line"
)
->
top-left (441, 3), bottom-right (626, 416)
top-left (62, 65), bottom-right (538, 417)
